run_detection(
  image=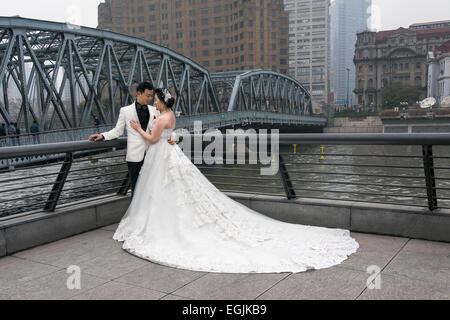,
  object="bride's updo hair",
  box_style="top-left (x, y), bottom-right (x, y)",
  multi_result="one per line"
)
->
top-left (155, 88), bottom-right (175, 109)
